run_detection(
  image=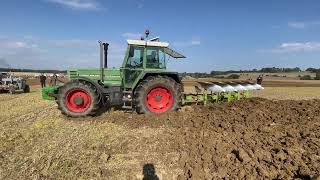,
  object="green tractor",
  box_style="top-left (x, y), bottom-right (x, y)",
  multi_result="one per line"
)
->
top-left (42, 34), bottom-right (186, 117)
top-left (43, 32), bottom-right (264, 117)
